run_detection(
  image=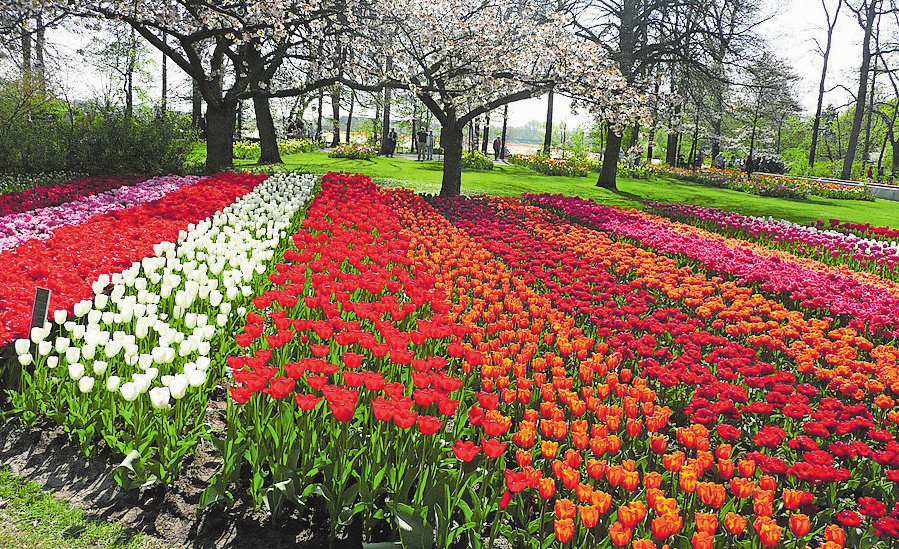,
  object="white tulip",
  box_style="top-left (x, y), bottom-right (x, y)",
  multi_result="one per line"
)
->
top-left (47, 356), bottom-right (59, 369)
top-left (17, 353), bottom-right (33, 366)
top-left (94, 294), bottom-right (108, 310)
top-left (119, 381), bottom-right (139, 401)
top-left (92, 361), bottom-right (107, 376)
top-left (87, 309), bottom-right (102, 325)
top-left (186, 368), bottom-right (207, 387)
top-left (65, 346), bottom-right (81, 364)
top-left (169, 375), bottom-right (189, 399)
top-left (138, 353), bottom-right (153, 370)
top-left (37, 340), bottom-right (51, 356)
top-left (196, 356), bottom-right (211, 371)
top-left (101, 311), bottom-right (115, 325)
top-left (149, 387), bottom-right (170, 409)
top-left (55, 337), bottom-right (70, 353)
top-left (106, 375), bottom-right (121, 392)
top-left (78, 376), bottom-right (95, 393)
top-left (54, 309), bottom-right (67, 324)
top-left (14, 339), bottom-right (30, 355)
top-left (81, 344), bottom-right (96, 360)
top-left (67, 362), bottom-right (85, 381)
top-left (30, 326), bottom-right (48, 344)
top-left (216, 313), bottom-right (228, 327)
